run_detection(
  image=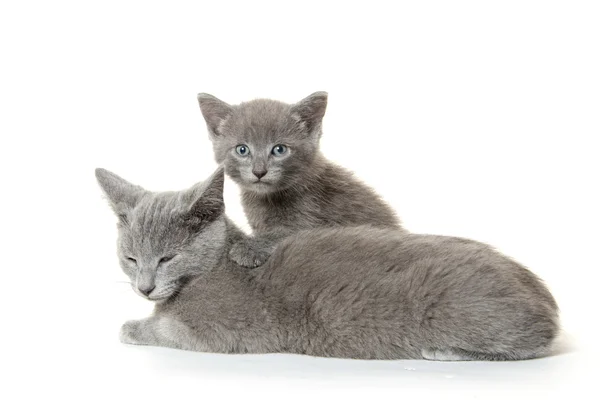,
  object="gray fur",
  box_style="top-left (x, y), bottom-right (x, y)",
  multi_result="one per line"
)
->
top-left (198, 92), bottom-right (404, 267)
top-left (96, 168), bottom-right (559, 361)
